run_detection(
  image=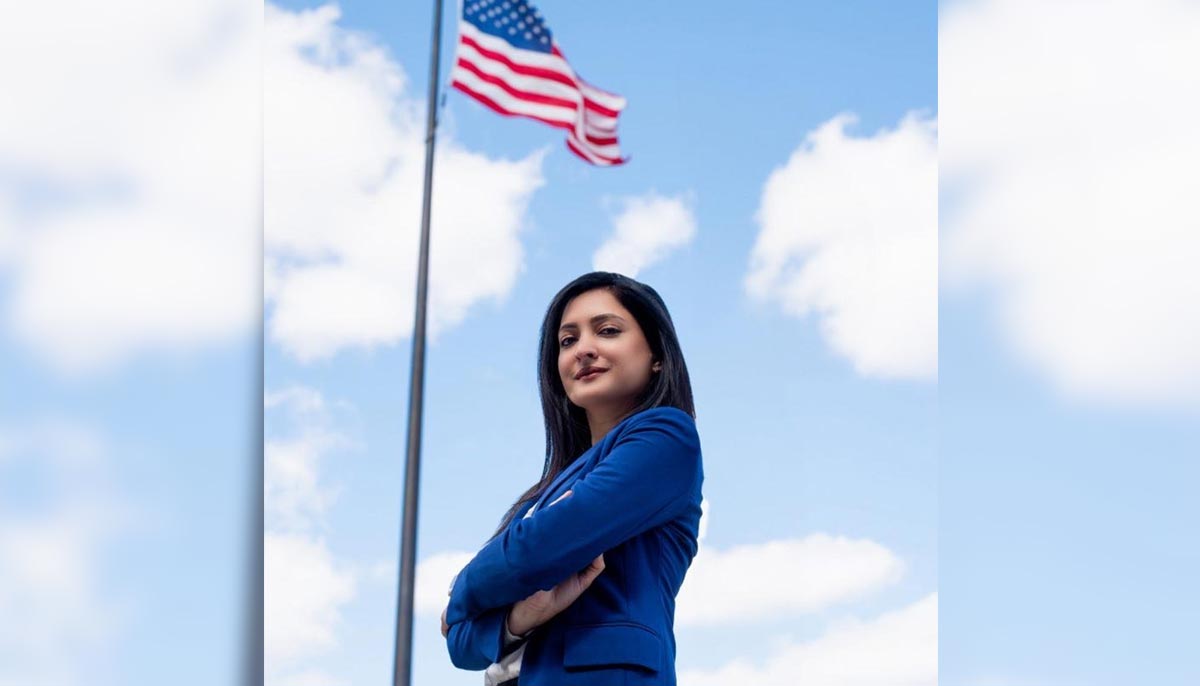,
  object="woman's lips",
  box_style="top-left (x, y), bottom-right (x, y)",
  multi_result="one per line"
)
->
top-left (579, 369), bottom-right (606, 381)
